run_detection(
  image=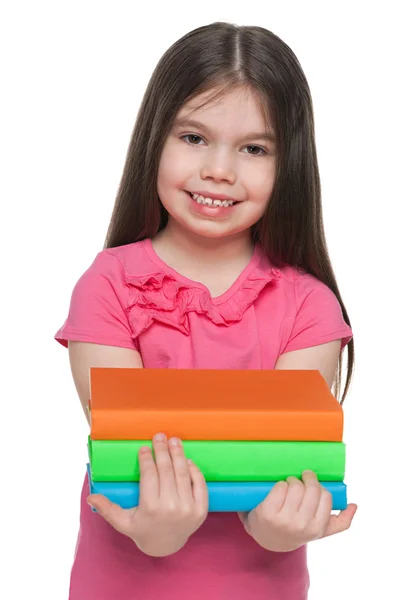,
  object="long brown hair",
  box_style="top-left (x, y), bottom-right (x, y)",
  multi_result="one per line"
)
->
top-left (104, 22), bottom-right (354, 404)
